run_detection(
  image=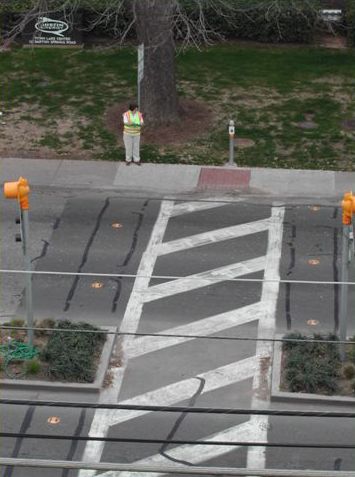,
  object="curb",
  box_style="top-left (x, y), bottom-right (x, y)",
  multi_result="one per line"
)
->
top-left (0, 327), bottom-right (116, 393)
top-left (271, 334), bottom-right (355, 405)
